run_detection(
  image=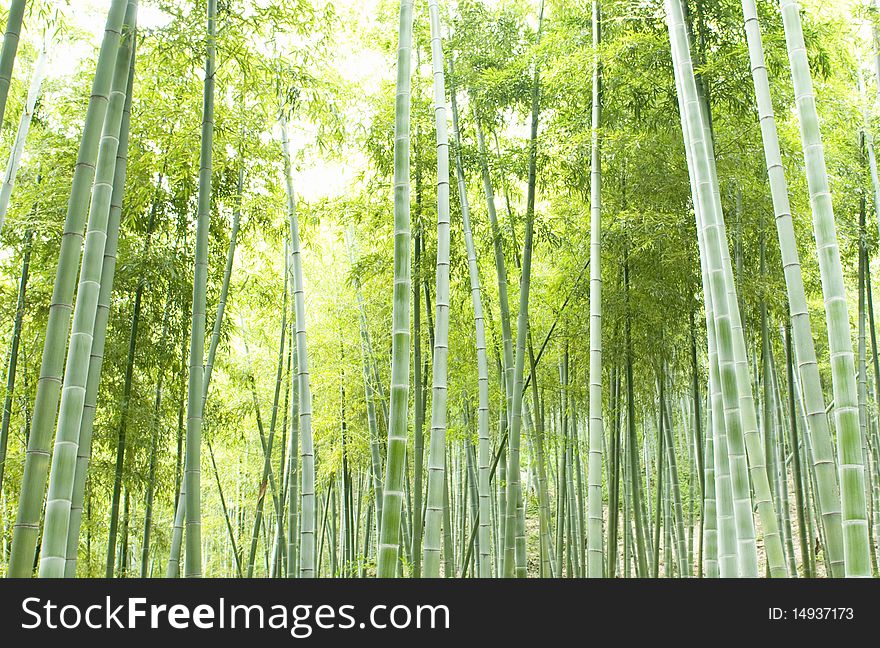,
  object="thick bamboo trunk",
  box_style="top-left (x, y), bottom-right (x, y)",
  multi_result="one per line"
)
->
top-left (7, 0), bottom-right (128, 578)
